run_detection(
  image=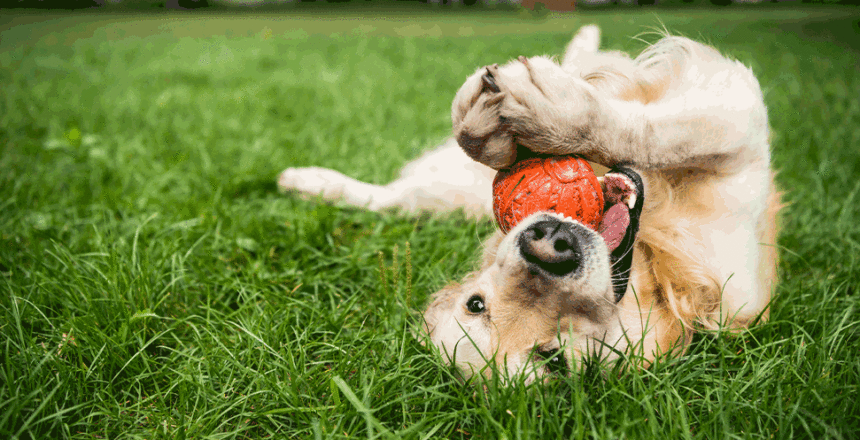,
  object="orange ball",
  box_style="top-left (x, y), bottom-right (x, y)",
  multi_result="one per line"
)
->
top-left (493, 156), bottom-right (604, 234)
